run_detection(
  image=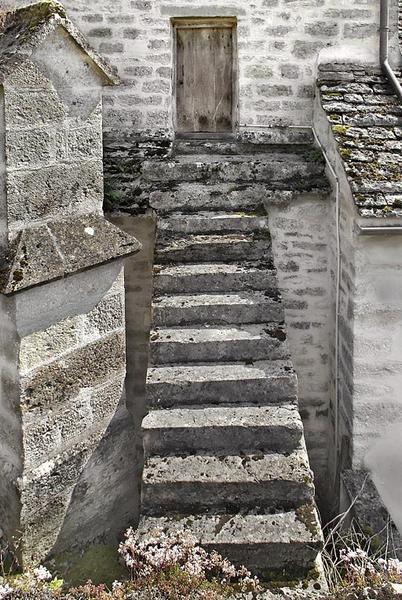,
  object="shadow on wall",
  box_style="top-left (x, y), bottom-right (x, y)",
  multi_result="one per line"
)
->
top-left (366, 423), bottom-right (402, 535)
top-left (49, 212), bottom-right (157, 572)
